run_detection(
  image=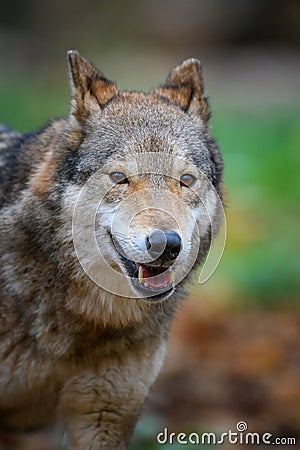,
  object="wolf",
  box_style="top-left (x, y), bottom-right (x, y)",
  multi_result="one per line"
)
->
top-left (0, 51), bottom-right (224, 449)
